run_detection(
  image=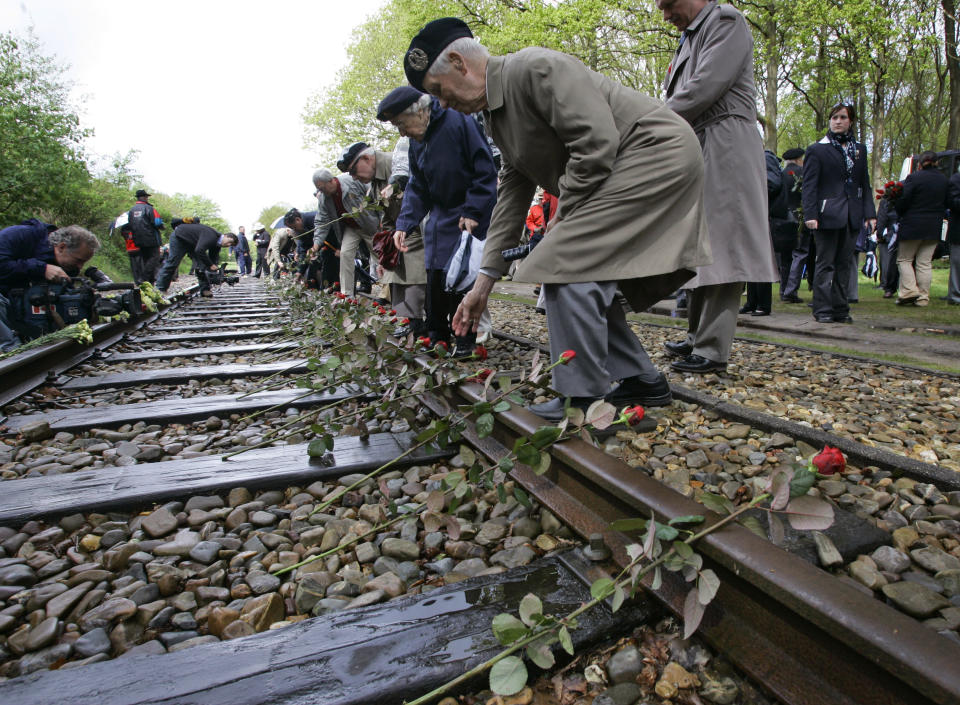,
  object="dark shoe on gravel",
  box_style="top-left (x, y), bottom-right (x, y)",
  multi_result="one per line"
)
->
top-left (670, 354), bottom-right (726, 374)
top-left (664, 340), bottom-right (693, 358)
top-left (528, 396), bottom-right (597, 422)
top-left (605, 374), bottom-right (672, 408)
